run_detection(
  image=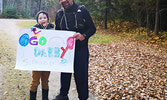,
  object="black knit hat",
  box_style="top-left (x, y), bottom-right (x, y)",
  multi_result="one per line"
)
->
top-left (35, 10), bottom-right (49, 22)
